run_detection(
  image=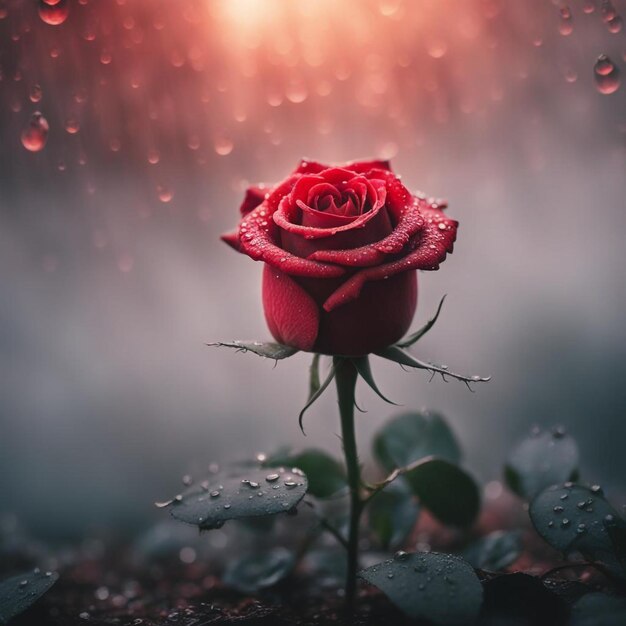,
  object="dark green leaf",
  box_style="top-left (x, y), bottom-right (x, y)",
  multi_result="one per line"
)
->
top-left (299, 363), bottom-right (336, 434)
top-left (373, 410), bottom-right (461, 473)
top-left (367, 480), bottom-right (419, 550)
top-left (375, 345), bottom-right (490, 385)
top-left (463, 530), bottom-right (522, 571)
top-left (359, 551), bottom-right (483, 624)
top-left (570, 592), bottom-right (626, 626)
top-left (222, 548), bottom-right (295, 594)
top-left (404, 458), bottom-right (480, 527)
top-left (162, 466), bottom-right (307, 530)
top-left (0, 570), bottom-right (58, 624)
top-left (208, 341), bottom-right (298, 360)
top-left (352, 356), bottom-right (398, 405)
top-left (396, 295), bottom-right (446, 348)
top-left (264, 448), bottom-right (345, 499)
top-left (529, 483), bottom-right (626, 578)
top-left (505, 428), bottom-right (579, 500)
